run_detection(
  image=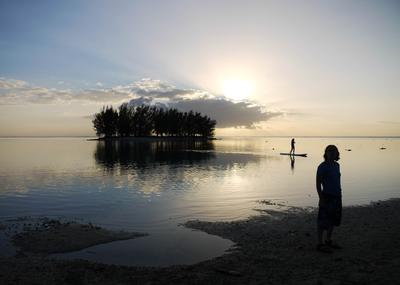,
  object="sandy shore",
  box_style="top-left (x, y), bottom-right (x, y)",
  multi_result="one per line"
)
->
top-left (1, 199), bottom-right (399, 284)
top-left (10, 219), bottom-right (147, 255)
